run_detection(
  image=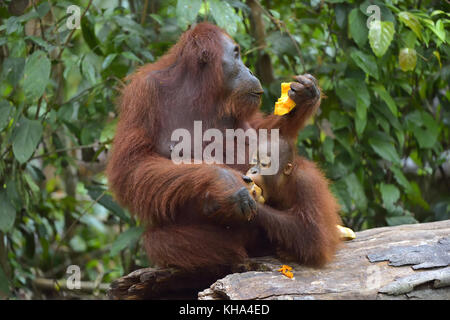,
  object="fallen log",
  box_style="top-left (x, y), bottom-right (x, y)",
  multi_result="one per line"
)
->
top-left (108, 219), bottom-right (450, 300)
